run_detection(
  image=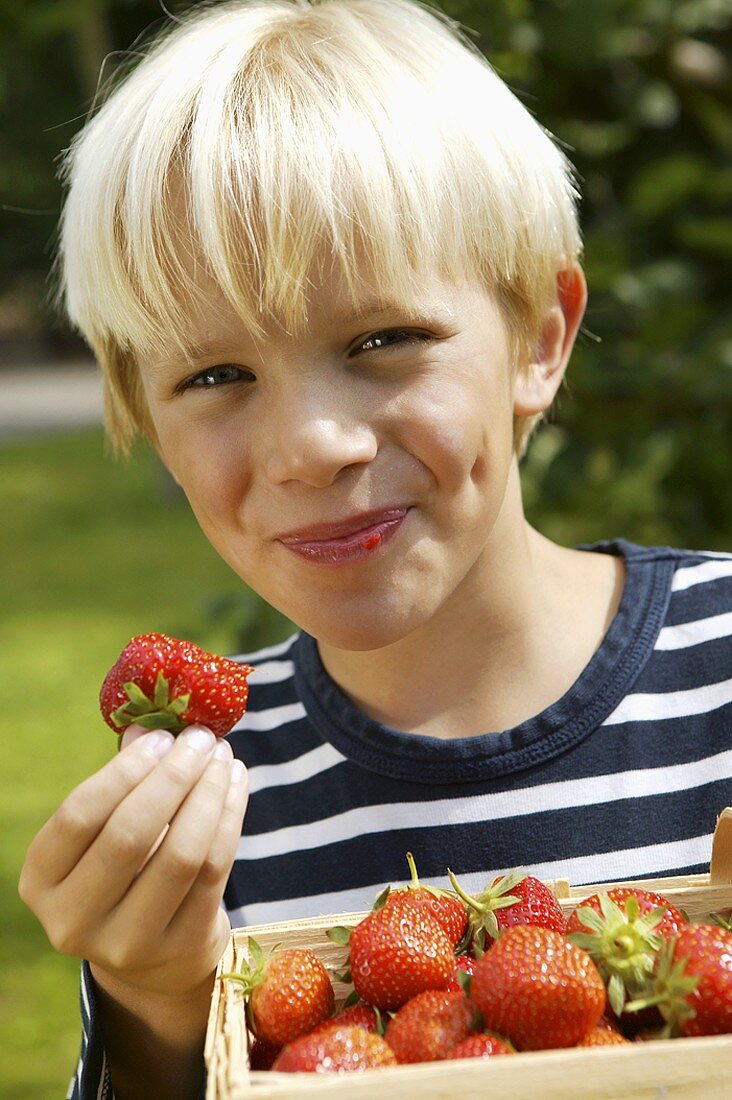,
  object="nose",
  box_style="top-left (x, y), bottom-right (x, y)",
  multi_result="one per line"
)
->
top-left (264, 384), bottom-right (378, 488)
